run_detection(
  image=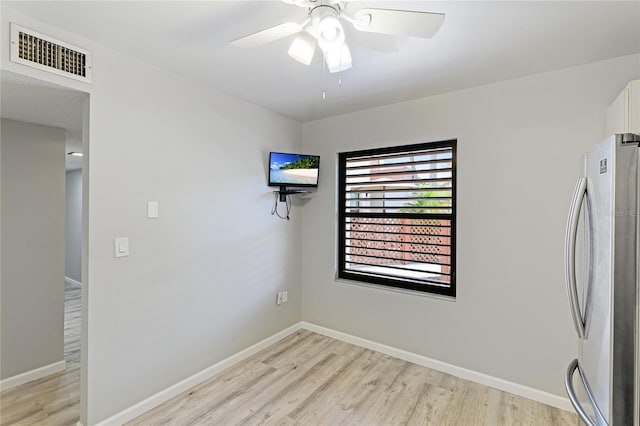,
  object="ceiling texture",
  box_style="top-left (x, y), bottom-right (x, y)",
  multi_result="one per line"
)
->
top-left (1, 71), bottom-right (86, 170)
top-left (2, 1), bottom-right (640, 124)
